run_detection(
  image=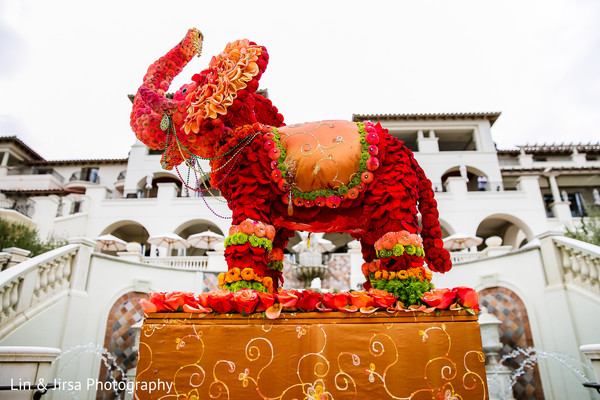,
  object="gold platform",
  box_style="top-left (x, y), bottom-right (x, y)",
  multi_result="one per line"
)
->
top-left (135, 311), bottom-right (488, 399)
